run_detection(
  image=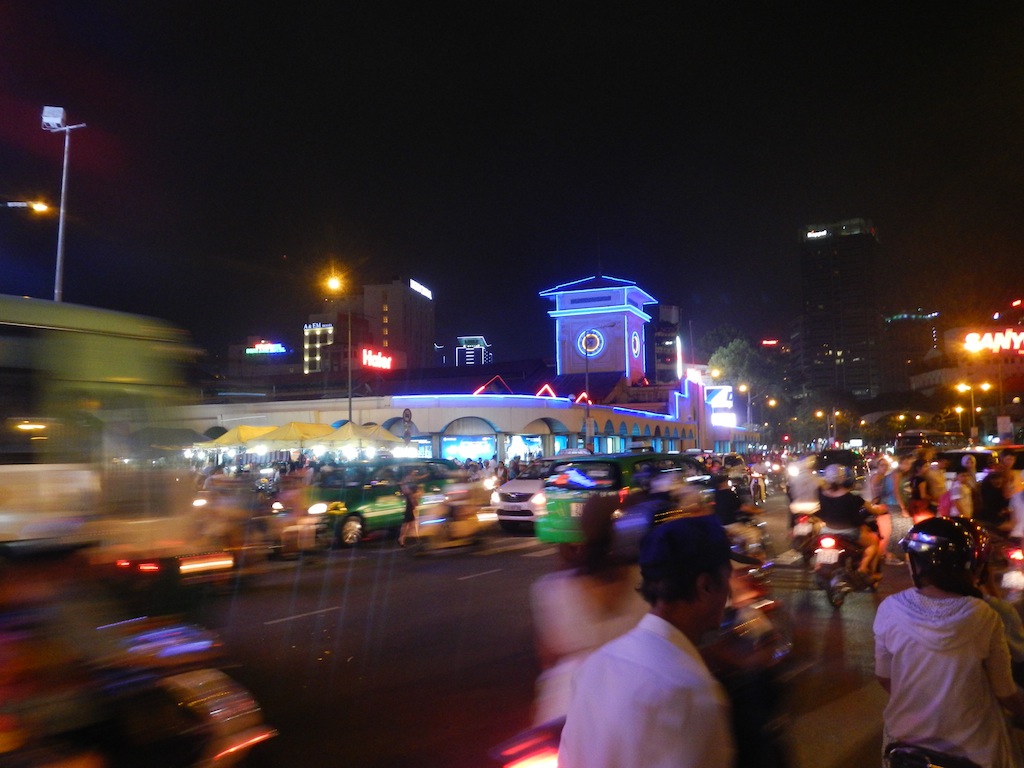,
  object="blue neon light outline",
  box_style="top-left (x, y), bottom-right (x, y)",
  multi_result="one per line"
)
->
top-left (538, 274), bottom-right (639, 295)
top-left (548, 306), bottom-right (653, 322)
